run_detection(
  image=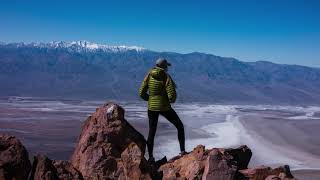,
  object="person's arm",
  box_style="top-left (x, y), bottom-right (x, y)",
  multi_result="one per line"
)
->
top-left (166, 75), bottom-right (177, 103)
top-left (139, 77), bottom-right (149, 101)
